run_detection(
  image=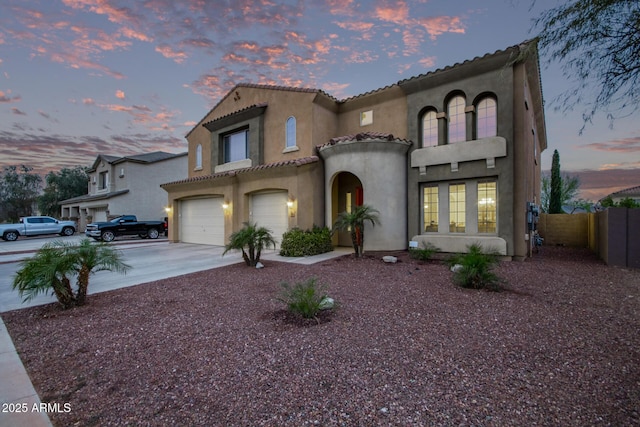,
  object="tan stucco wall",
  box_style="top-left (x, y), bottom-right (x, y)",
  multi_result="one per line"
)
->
top-left (163, 162), bottom-right (323, 244)
top-left (337, 85), bottom-right (408, 138)
top-left (186, 87), bottom-right (319, 178)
